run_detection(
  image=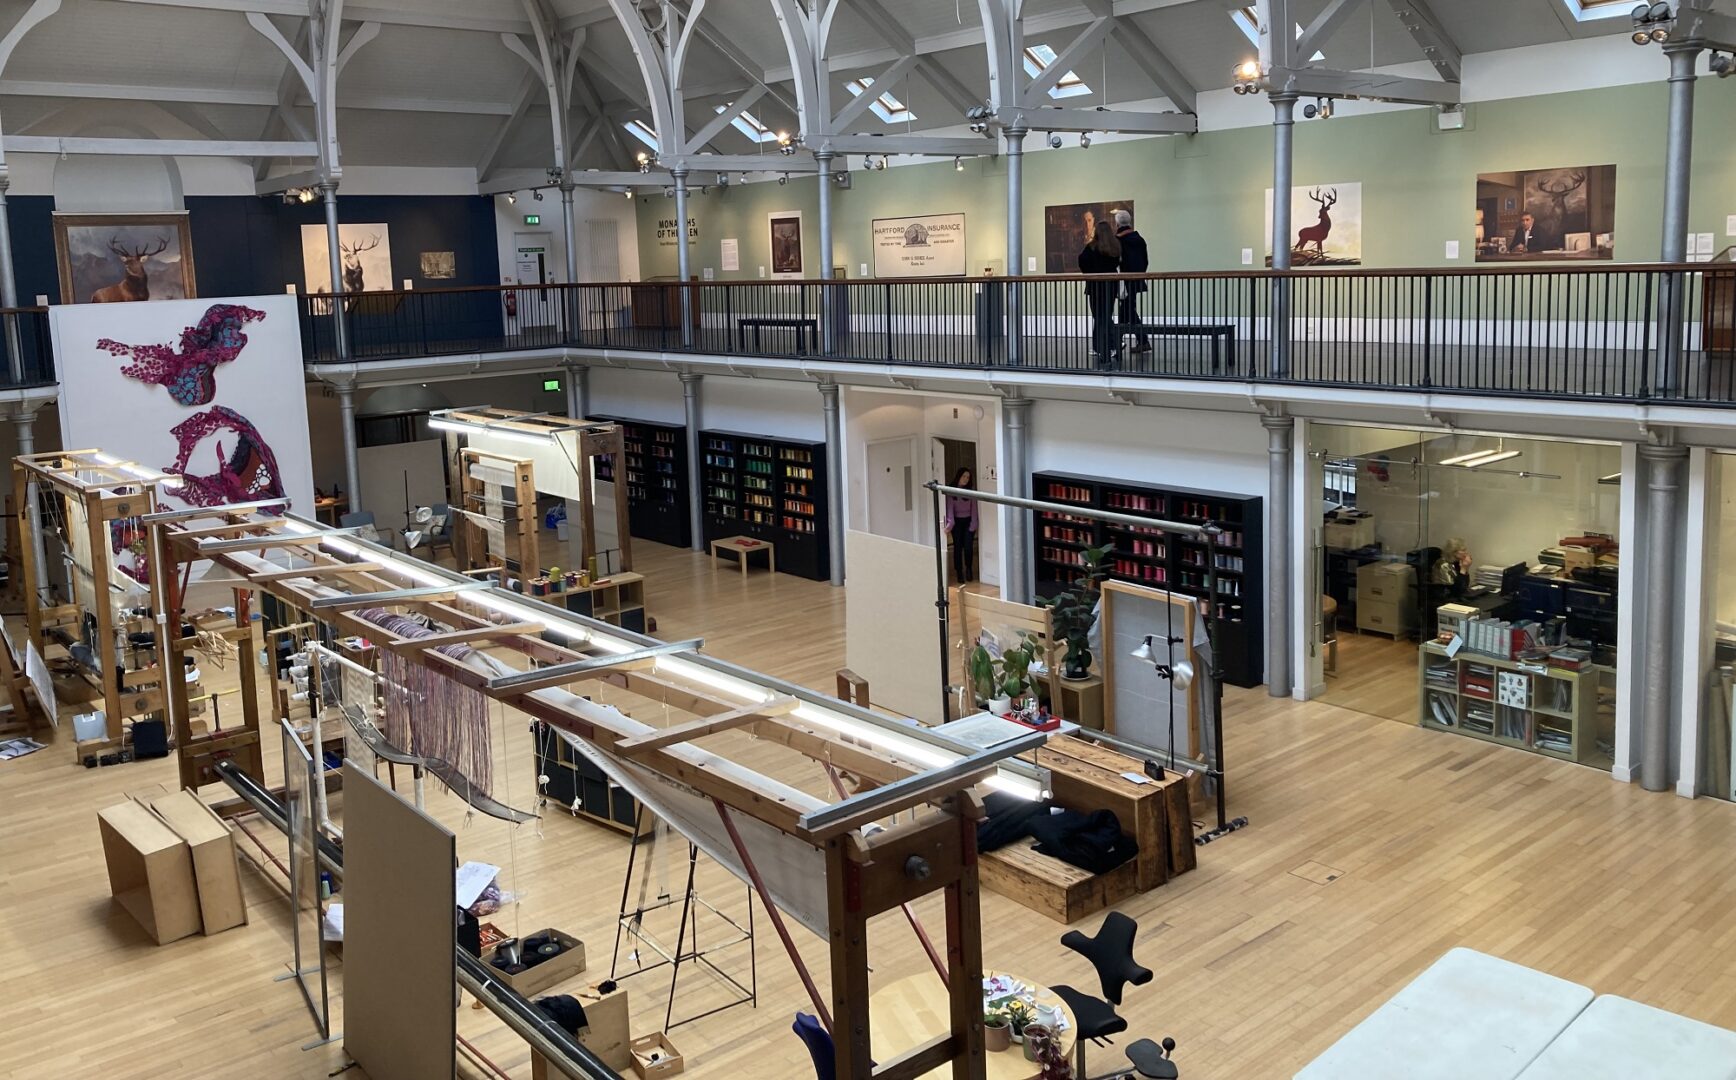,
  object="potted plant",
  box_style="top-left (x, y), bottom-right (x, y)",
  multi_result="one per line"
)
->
top-left (1004, 999), bottom-right (1035, 1045)
top-left (1026, 1022), bottom-right (1073, 1077)
top-left (983, 1006), bottom-right (1012, 1052)
top-left (1040, 544), bottom-right (1112, 681)
top-left (967, 643), bottom-right (1000, 711)
top-left (995, 633), bottom-right (1039, 712)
